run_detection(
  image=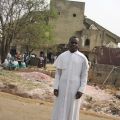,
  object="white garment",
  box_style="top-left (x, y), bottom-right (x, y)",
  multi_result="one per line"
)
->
top-left (3, 59), bottom-right (9, 67)
top-left (52, 50), bottom-right (89, 120)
